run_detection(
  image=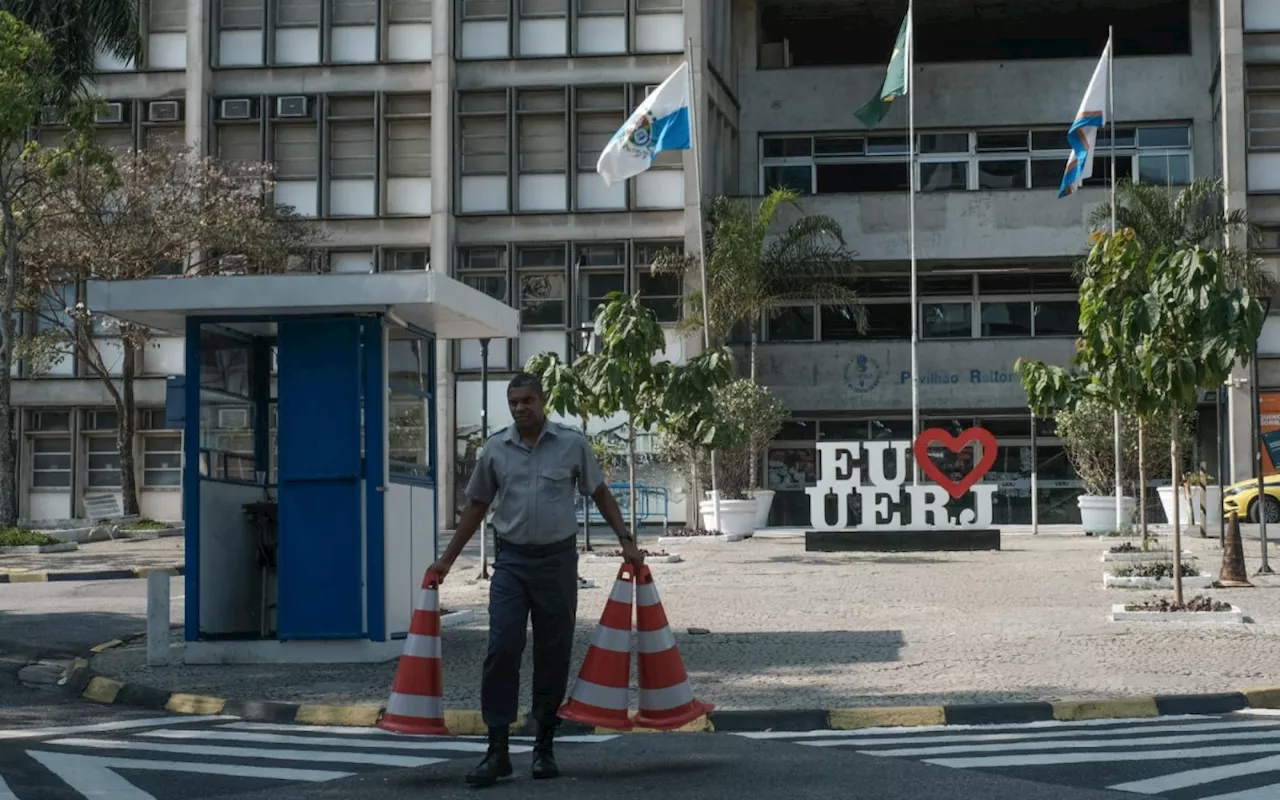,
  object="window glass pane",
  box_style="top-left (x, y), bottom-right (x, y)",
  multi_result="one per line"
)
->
top-left (866, 135), bottom-right (909, 155)
top-left (1031, 130), bottom-right (1069, 151)
top-left (813, 136), bottom-right (863, 156)
top-left (218, 125), bottom-right (260, 164)
top-left (575, 112), bottom-right (620, 170)
top-left (387, 119), bottom-right (431, 177)
top-left (919, 133), bottom-right (969, 154)
top-left (762, 137), bottom-right (811, 158)
top-left (821, 303), bottom-right (908, 340)
top-left (222, 0), bottom-right (264, 28)
top-left (920, 161), bottom-right (967, 191)
top-left (1033, 300), bottom-right (1080, 336)
top-left (520, 273), bottom-right (566, 326)
top-left (1138, 125), bottom-right (1190, 148)
top-left (460, 116), bottom-right (508, 175)
top-left (763, 165), bottom-right (810, 193)
top-left (462, 274), bottom-right (508, 302)
top-left (978, 159), bottom-right (1028, 189)
top-left (816, 162), bottom-right (909, 193)
top-left (389, 339), bottom-right (427, 389)
top-left (1082, 155), bottom-right (1133, 187)
top-left (922, 302), bottom-right (971, 338)
top-left (976, 131), bottom-right (1029, 152)
top-left (277, 0), bottom-right (321, 25)
top-left (273, 125), bottom-right (319, 179)
top-left (635, 271), bottom-right (681, 322)
top-left (1137, 154), bottom-right (1190, 186)
top-left (1031, 159), bottom-right (1065, 188)
top-left (331, 0), bottom-right (377, 24)
top-left (388, 0), bottom-right (432, 22)
top-left (389, 391), bottom-right (429, 474)
top-left (979, 274), bottom-right (1032, 294)
top-left (330, 122), bottom-right (375, 178)
top-left (767, 306), bottom-right (815, 341)
top-left (580, 272), bottom-right (625, 321)
top-left (519, 116), bottom-right (567, 172)
top-left (920, 275), bottom-right (972, 294)
top-left (980, 301), bottom-right (1033, 337)
top-left (1096, 127), bottom-right (1136, 149)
